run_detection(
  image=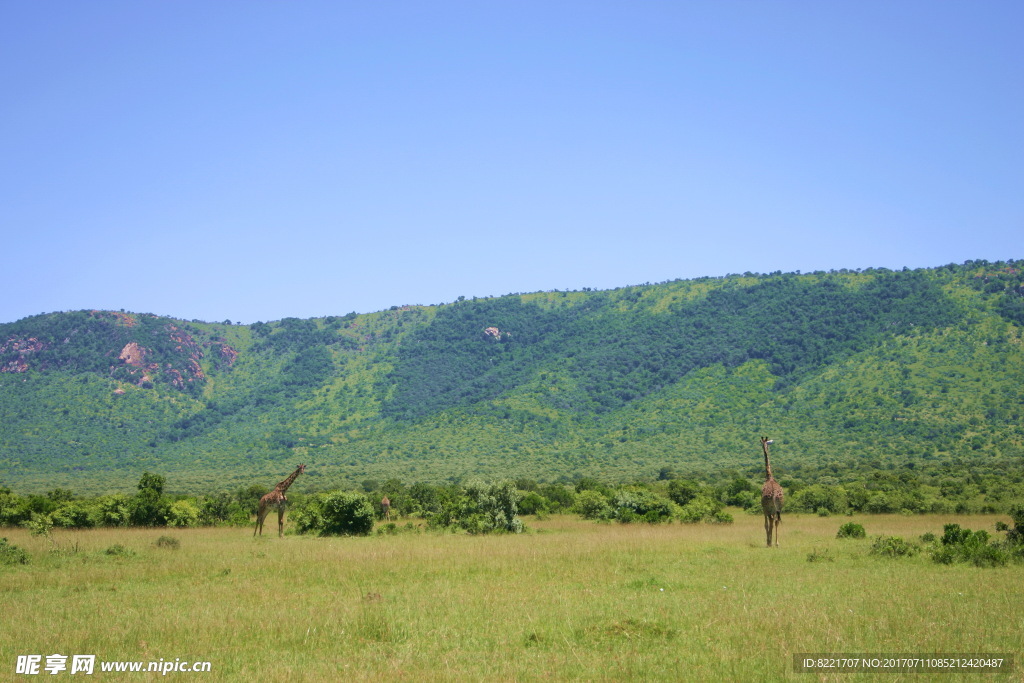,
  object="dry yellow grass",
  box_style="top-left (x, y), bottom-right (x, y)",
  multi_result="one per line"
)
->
top-left (1, 513), bottom-right (1021, 681)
